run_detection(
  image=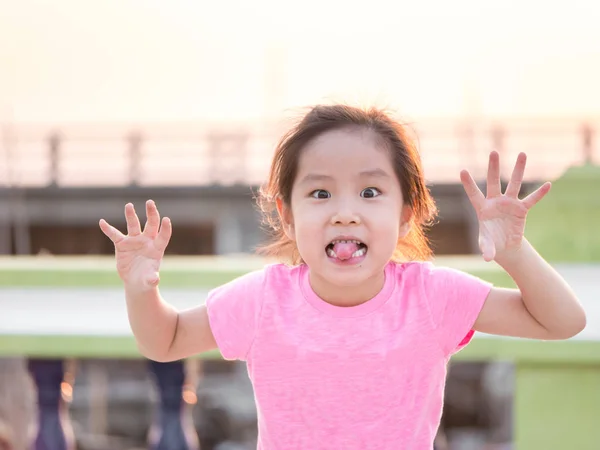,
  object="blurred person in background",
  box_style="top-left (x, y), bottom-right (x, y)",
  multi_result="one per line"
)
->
top-left (0, 359), bottom-right (35, 450)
